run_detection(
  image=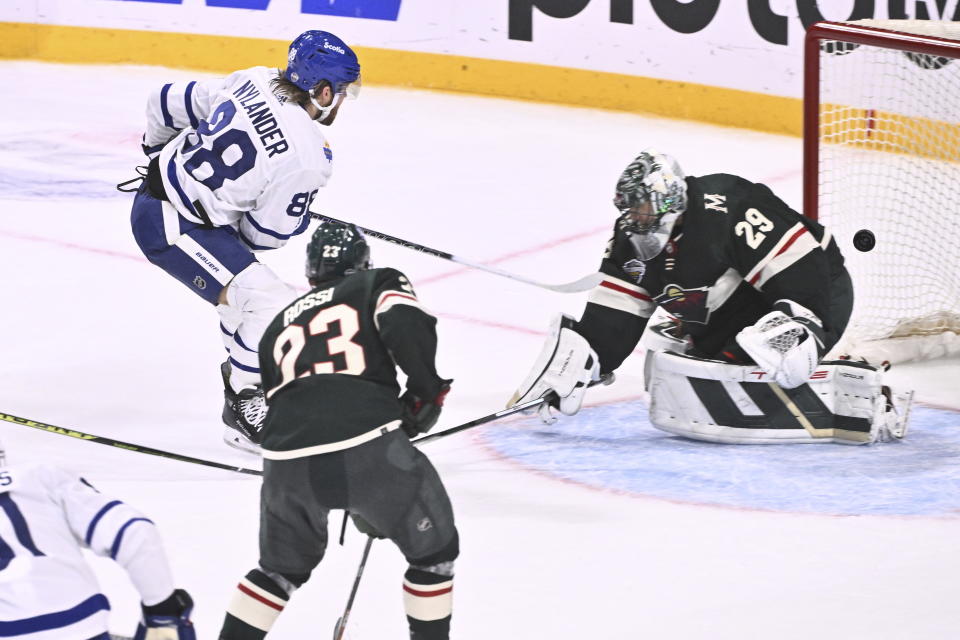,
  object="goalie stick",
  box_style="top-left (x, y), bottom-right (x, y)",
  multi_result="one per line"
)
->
top-left (0, 412), bottom-right (262, 476)
top-left (311, 213), bottom-right (603, 294)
